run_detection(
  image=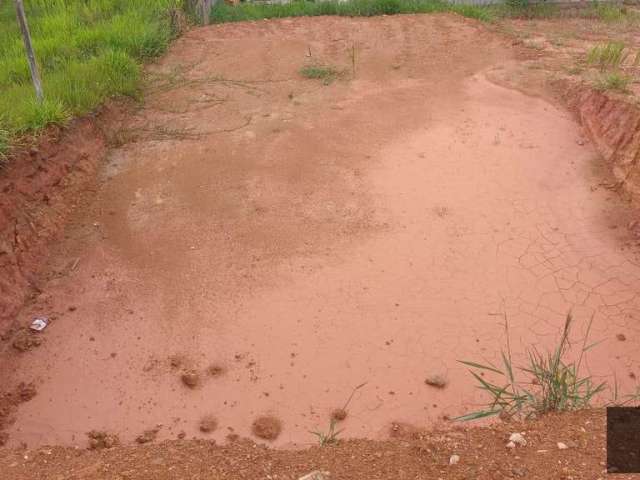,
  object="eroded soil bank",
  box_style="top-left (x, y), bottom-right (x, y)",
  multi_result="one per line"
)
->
top-left (0, 119), bottom-right (107, 331)
top-left (0, 14), bottom-right (639, 455)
